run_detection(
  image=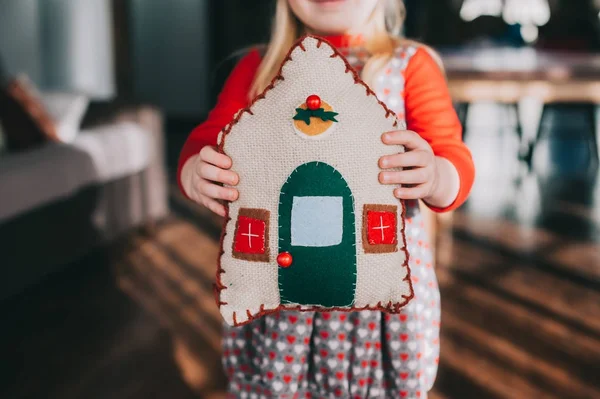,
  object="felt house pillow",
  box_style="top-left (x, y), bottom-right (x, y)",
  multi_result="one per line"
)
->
top-left (216, 35), bottom-right (413, 327)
